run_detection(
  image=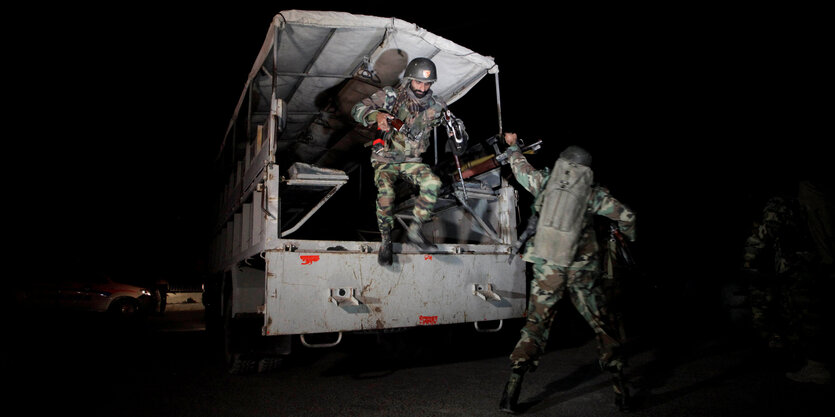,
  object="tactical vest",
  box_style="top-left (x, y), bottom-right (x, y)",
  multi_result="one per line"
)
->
top-left (530, 158), bottom-right (593, 266)
top-left (369, 88), bottom-right (442, 163)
